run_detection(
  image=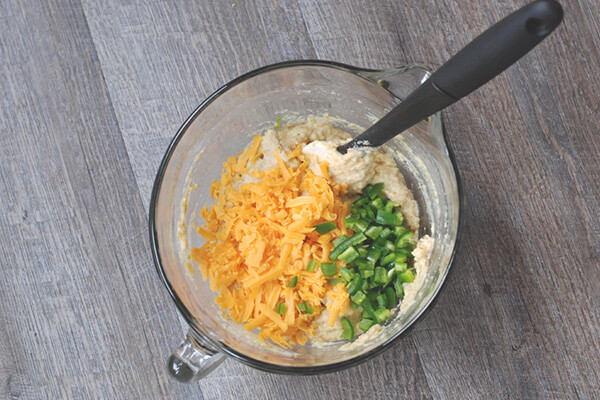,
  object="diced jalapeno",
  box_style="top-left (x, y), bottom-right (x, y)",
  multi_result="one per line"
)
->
top-left (341, 317), bottom-right (355, 340)
top-left (375, 209), bottom-right (398, 226)
top-left (346, 275), bottom-right (363, 295)
top-left (287, 275), bottom-right (298, 288)
top-left (315, 221), bottom-right (336, 234)
top-left (374, 308), bottom-right (390, 323)
top-left (338, 246), bottom-right (359, 263)
top-left (298, 302), bottom-right (313, 314)
top-left (332, 235), bottom-right (349, 247)
top-left (329, 232), bottom-right (367, 260)
top-left (339, 266), bottom-right (353, 283)
top-left (373, 267), bottom-right (387, 285)
top-left (384, 287), bottom-right (396, 308)
top-left (306, 259), bottom-right (319, 272)
top-left (398, 269), bottom-right (415, 283)
top-left (366, 182), bottom-right (384, 199)
top-left (351, 290), bottom-right (367, 305)
top-left (277, 303), bottom-right (287, 314)
top-left (365, 225), bottom-right (383, 240)
top-left (359, 319), bottom-right (375, 332)
top-left (321, 262), bottom-right (338, 277)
